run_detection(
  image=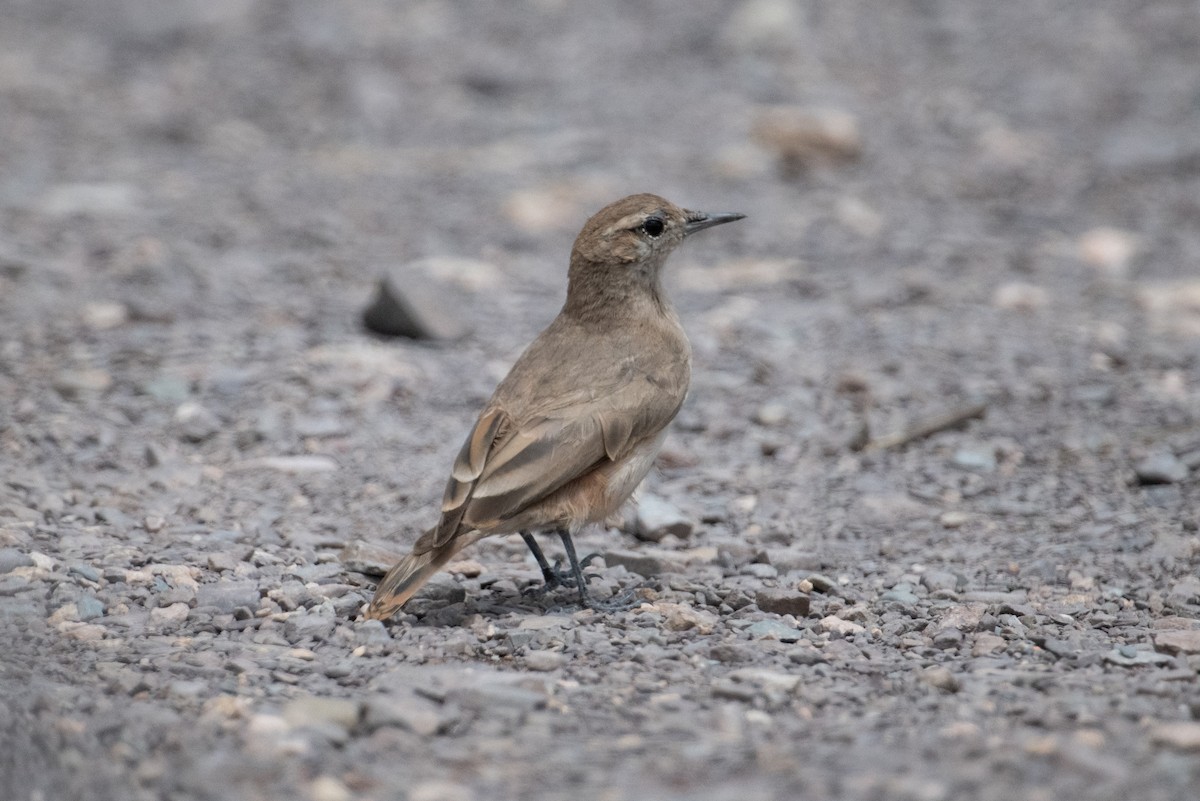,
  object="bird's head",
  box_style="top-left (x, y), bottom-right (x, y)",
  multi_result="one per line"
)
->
top-left (566, 193), bottom-right (745, 314)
